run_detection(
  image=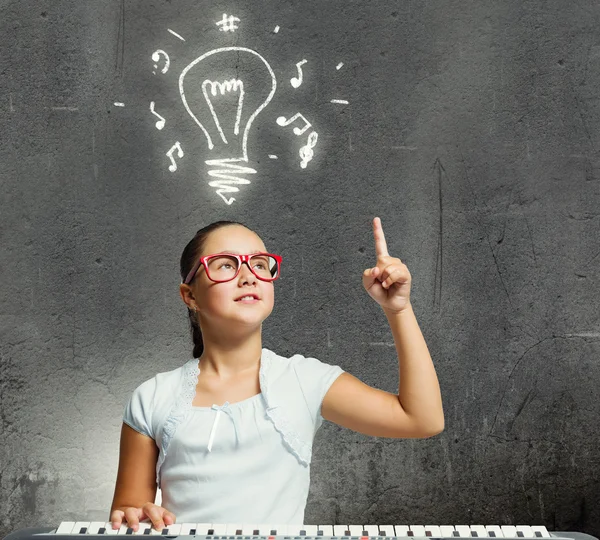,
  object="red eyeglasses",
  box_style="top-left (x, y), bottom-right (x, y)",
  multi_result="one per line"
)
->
top-left (183, 253), bottom-right (282, 284)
